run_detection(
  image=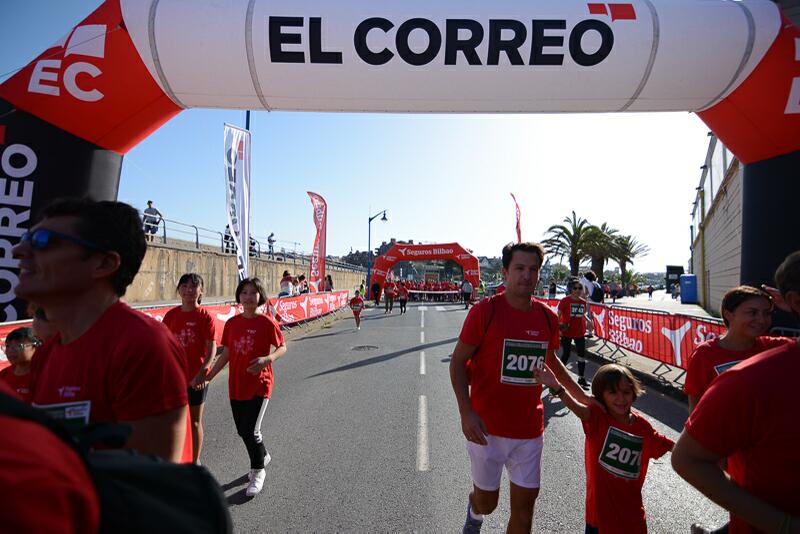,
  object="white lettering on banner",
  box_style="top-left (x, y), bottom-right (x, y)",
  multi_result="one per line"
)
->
top-left (606, 310), bottom-right (653, 353)
top-left (299, 297), bottom-right (309, 314)
top-left (27, 25), bottom-right (107, 102)
top-left (785, 38), bottom-right (799, 114)
top-left (661, 321), bottom-right (692, 367)
top-left (693, 324), bottom-right (717, 345)
top-left (457, 253), bottom-right (472, 260)
top-left (383, 255), bottom-right (396, 262)
top-left (0, 142), bottom-right (38, 321)
top-left (593, 308), bottom-right (607, 337)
